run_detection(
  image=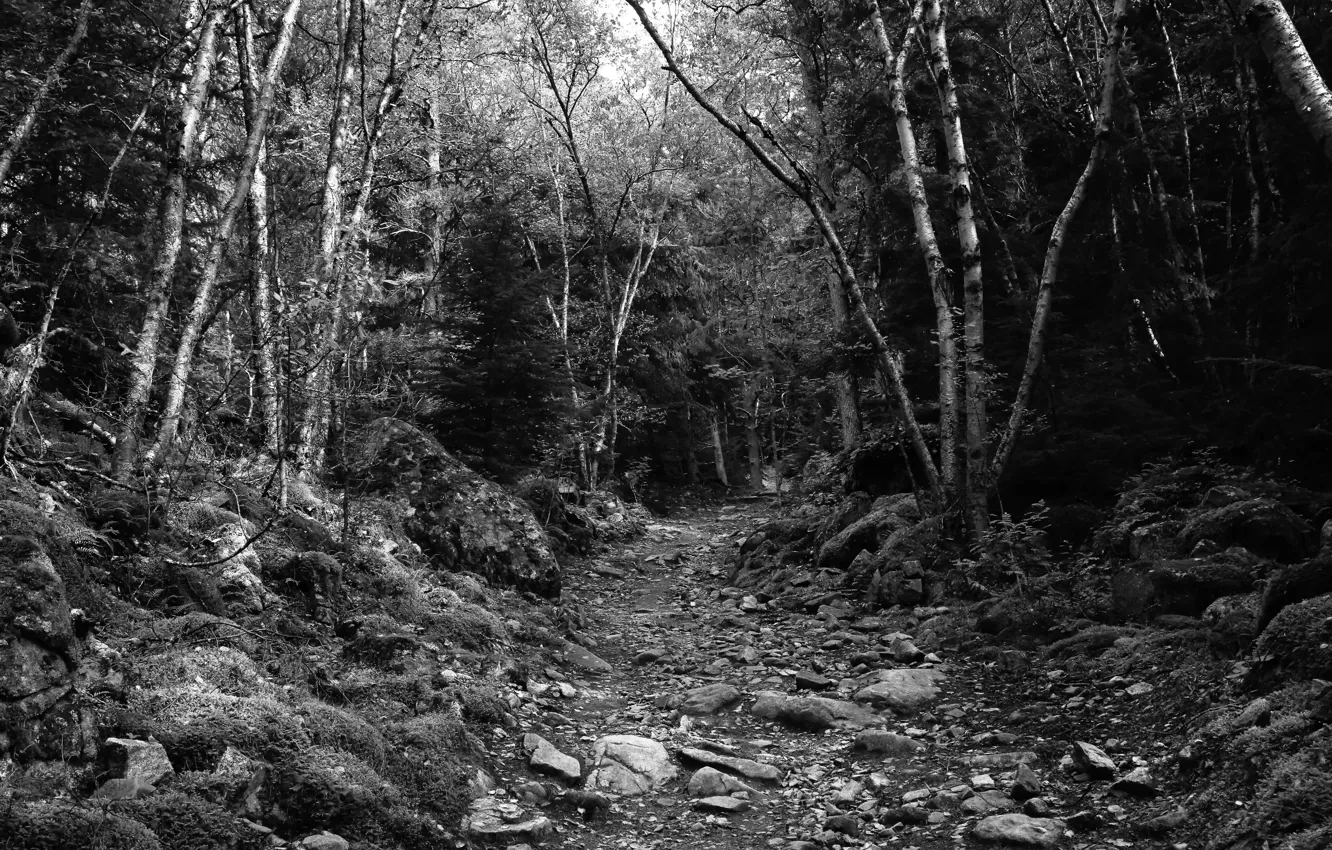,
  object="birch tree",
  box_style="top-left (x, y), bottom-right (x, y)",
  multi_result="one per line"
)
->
top-left (115, 3), bottom-right (224, 474)
top-left (1233, 0), bottom-right (1332, 164)
top-left (144, 0), bottom-right (303, 466)
top-left (0, 0), bottom-right (94, 189)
